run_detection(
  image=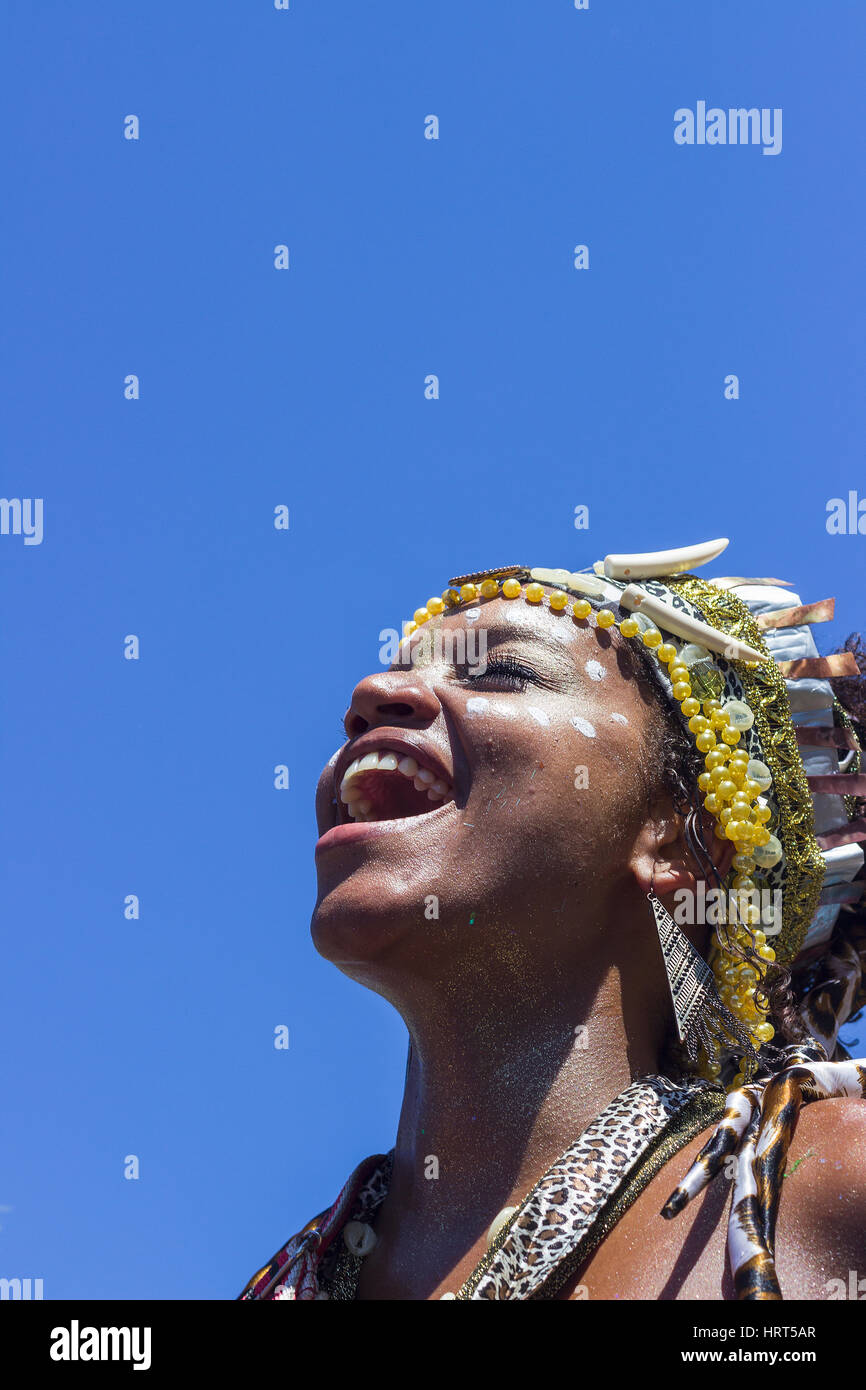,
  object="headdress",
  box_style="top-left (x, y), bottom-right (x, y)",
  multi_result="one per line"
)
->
top-left (401, 538), bottom-right (866, 1082)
